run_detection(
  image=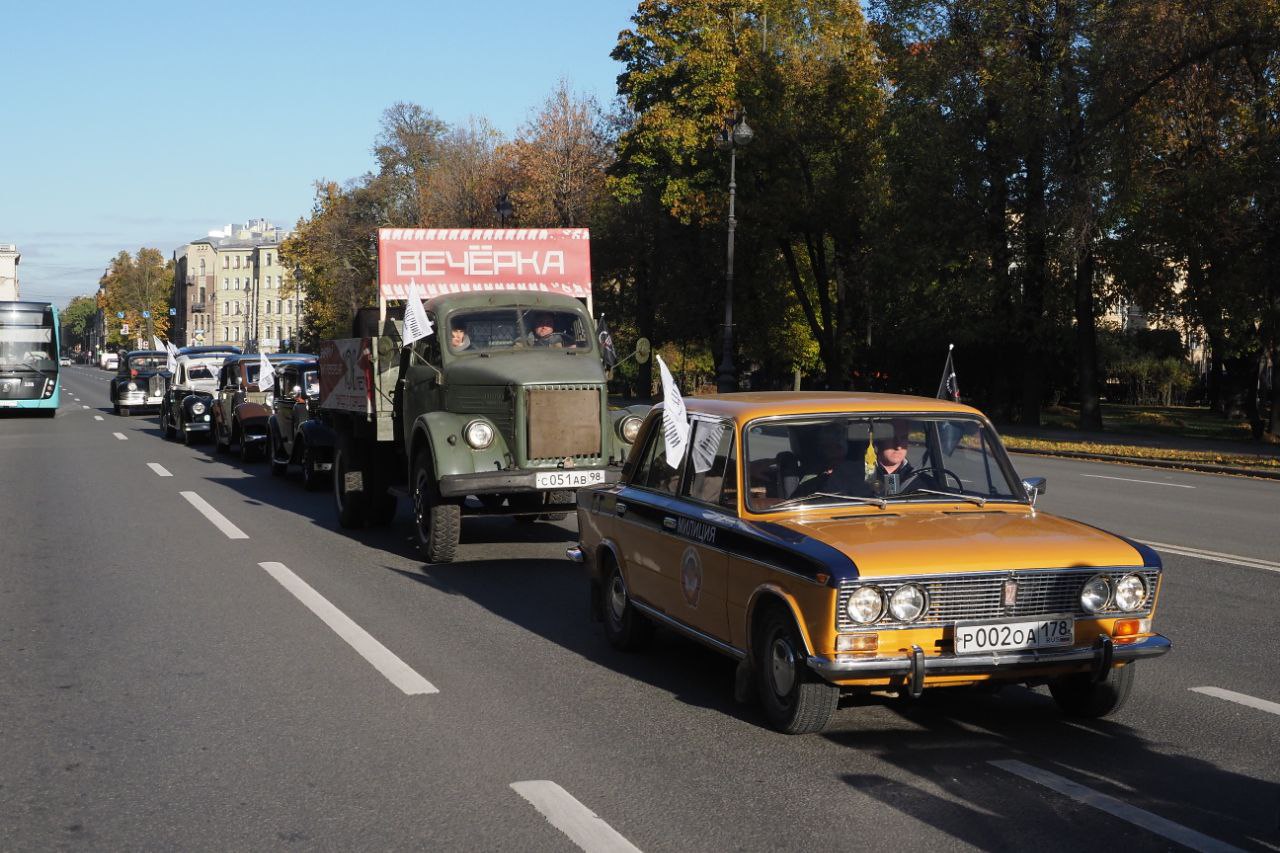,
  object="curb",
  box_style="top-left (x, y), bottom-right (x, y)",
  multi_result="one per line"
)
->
top-left (1007, 446), bottom-right (1280, 480)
